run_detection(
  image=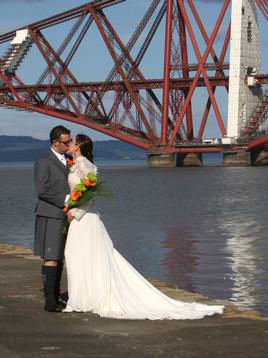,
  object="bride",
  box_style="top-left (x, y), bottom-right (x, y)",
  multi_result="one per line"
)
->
top-left (64, 134), bottom-right (224, 320)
